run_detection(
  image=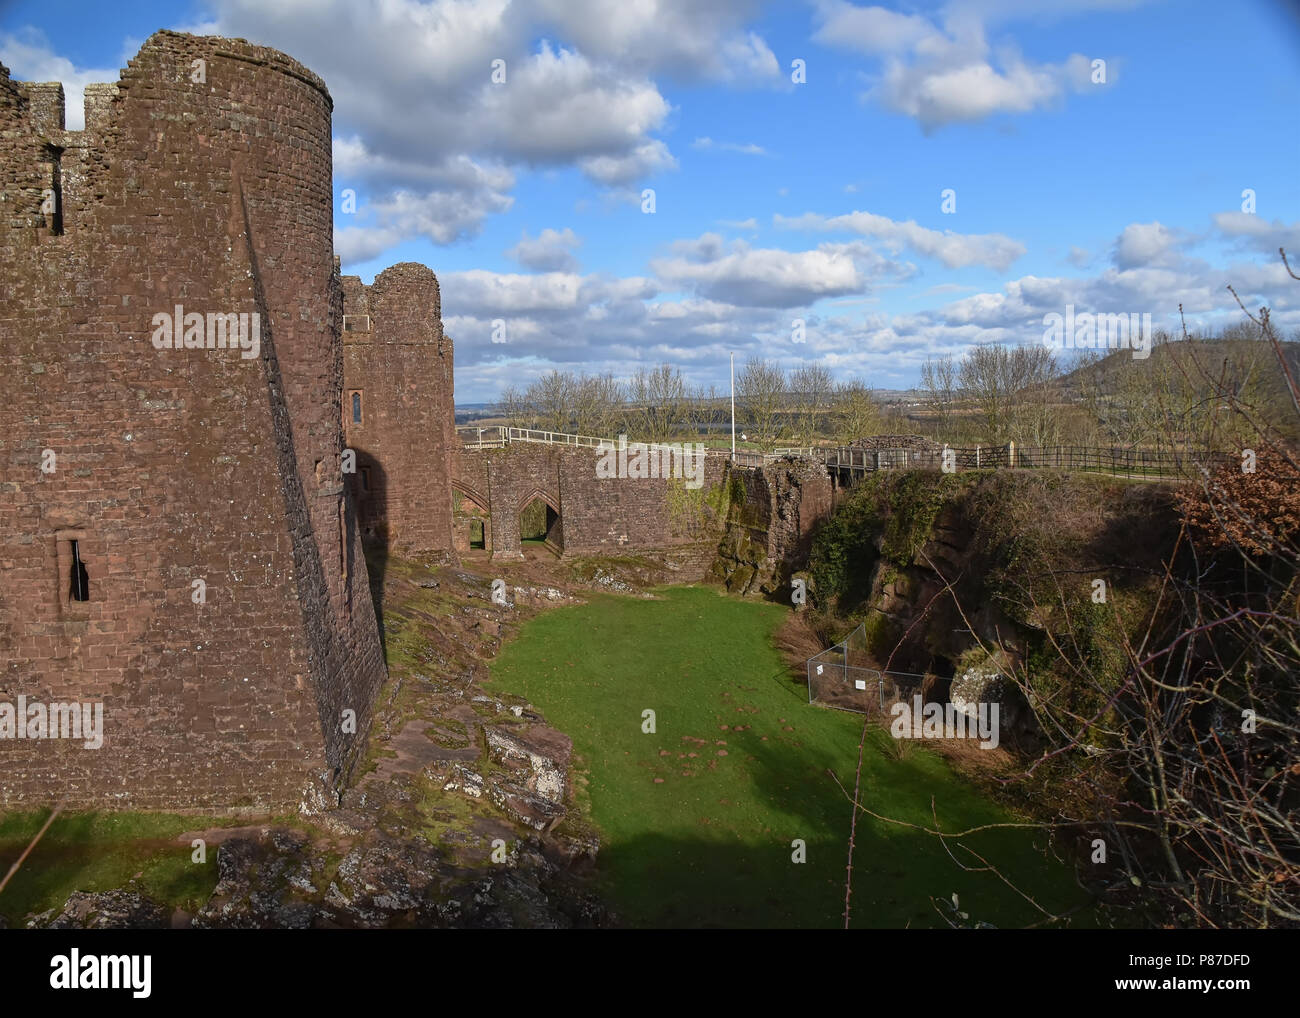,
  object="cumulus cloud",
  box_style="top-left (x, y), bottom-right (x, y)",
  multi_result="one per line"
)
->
top-left (809, 2), bottom-right (1114, 130)
top-left (0, 28), bottom-right (122, 130)
top-left (334, 157), bottom-right (515, 259)
top-left (578, 140), bottom-right (678, 186)
top-left (183, 0), bottom-right (727, 264)
top-left (475, 42), bottom-right (673, 166)
top-left (811, 2), bottom-right (933, 54)
top-left (528, 0), bottom-right (781, 83)
top-left (1212, 212), bottom-right (1300, 258)
top-left (506, 227), bottom-right (583, 272)
top-left (651, 235), bottom-right (874, 307)
top-left (1113, 221), bottom-right (1180, 269)
top-left (776, 209), bottom-right (1025, 271)
top-left (439, 243), bottom-right (1297, 400)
